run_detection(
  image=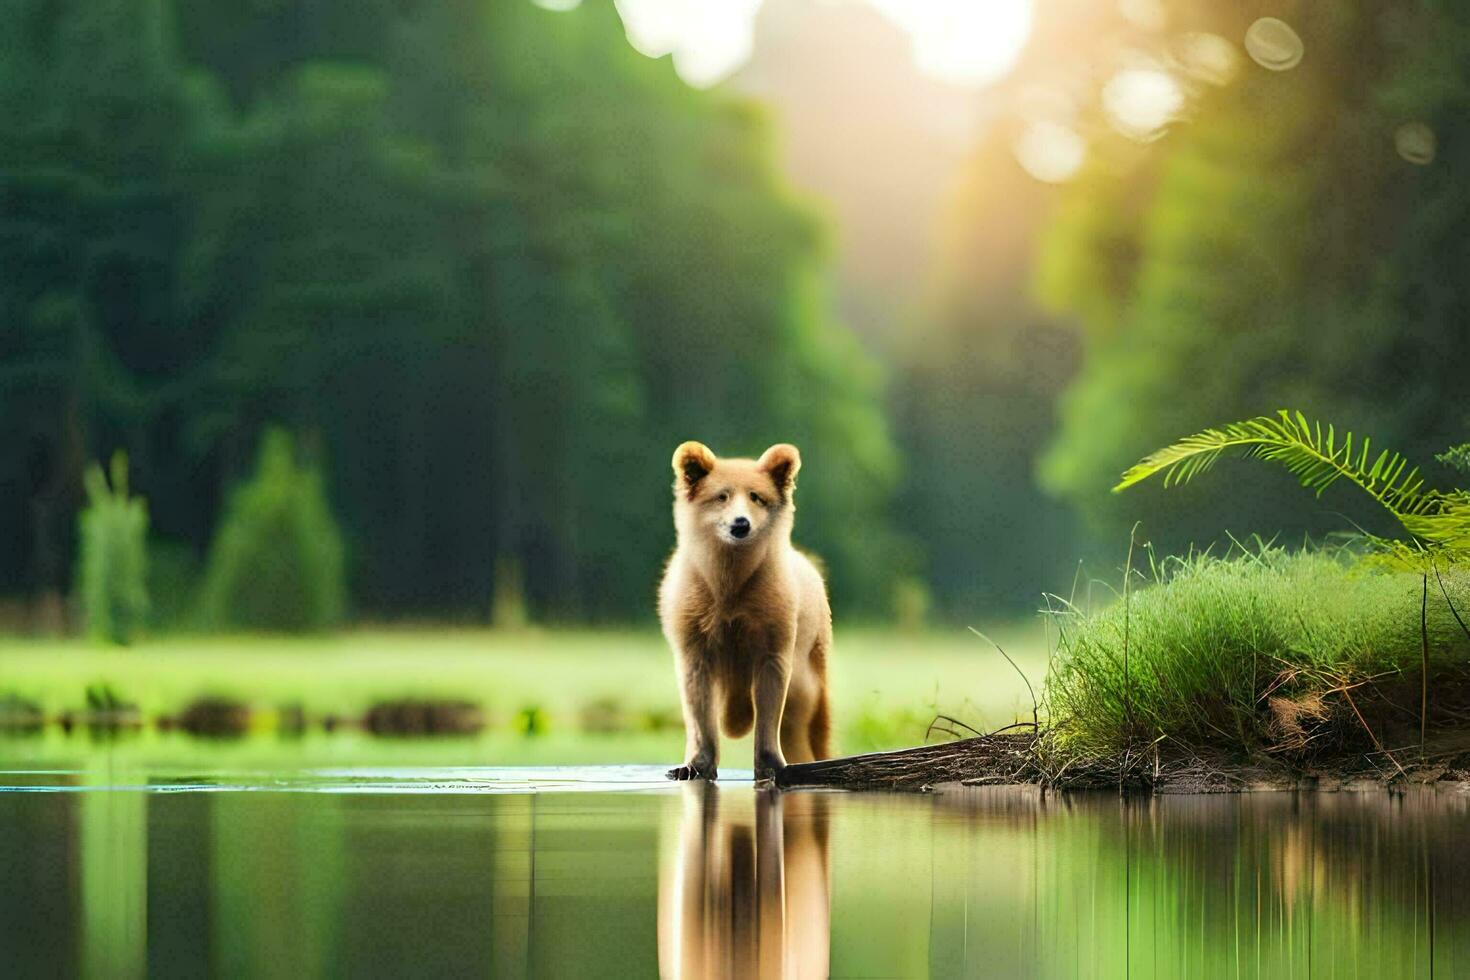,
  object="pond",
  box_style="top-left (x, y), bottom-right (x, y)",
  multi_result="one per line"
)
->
top-left (3, 757), bottom-right (1468, 978)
